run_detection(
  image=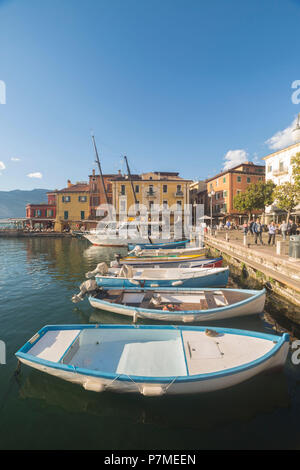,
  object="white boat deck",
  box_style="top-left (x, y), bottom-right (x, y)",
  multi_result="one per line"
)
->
top-left (181, 331), bottom-right (274, 375)
top-left (27, 328), bottom-right (276, 379)
top-left (29, 330), bottom-right (80, 362)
